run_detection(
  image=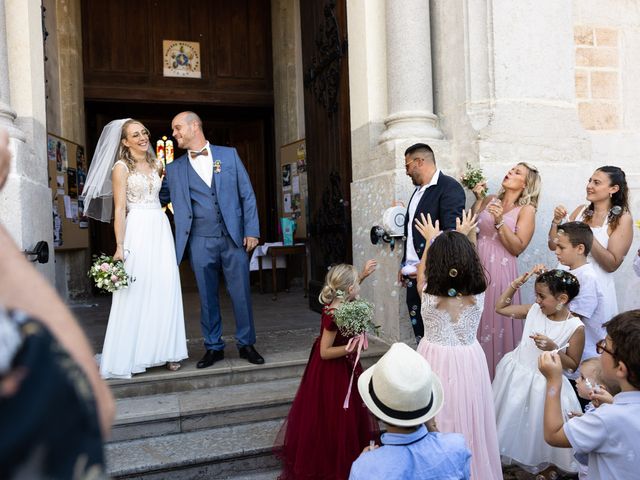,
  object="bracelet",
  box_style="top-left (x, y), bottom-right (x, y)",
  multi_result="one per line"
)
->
top-left (494, 221), bottom-right (504, 230)
top-left (510, 282), bottom-right (521, 290)
top-left (551, 221), bottom-right (560, 226)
